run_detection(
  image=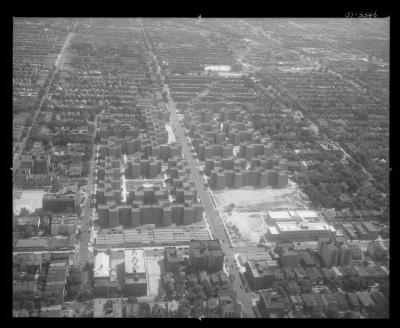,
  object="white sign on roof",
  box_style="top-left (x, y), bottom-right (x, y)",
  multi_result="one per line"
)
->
top-left (124, 249), bottom-right (145, 274)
